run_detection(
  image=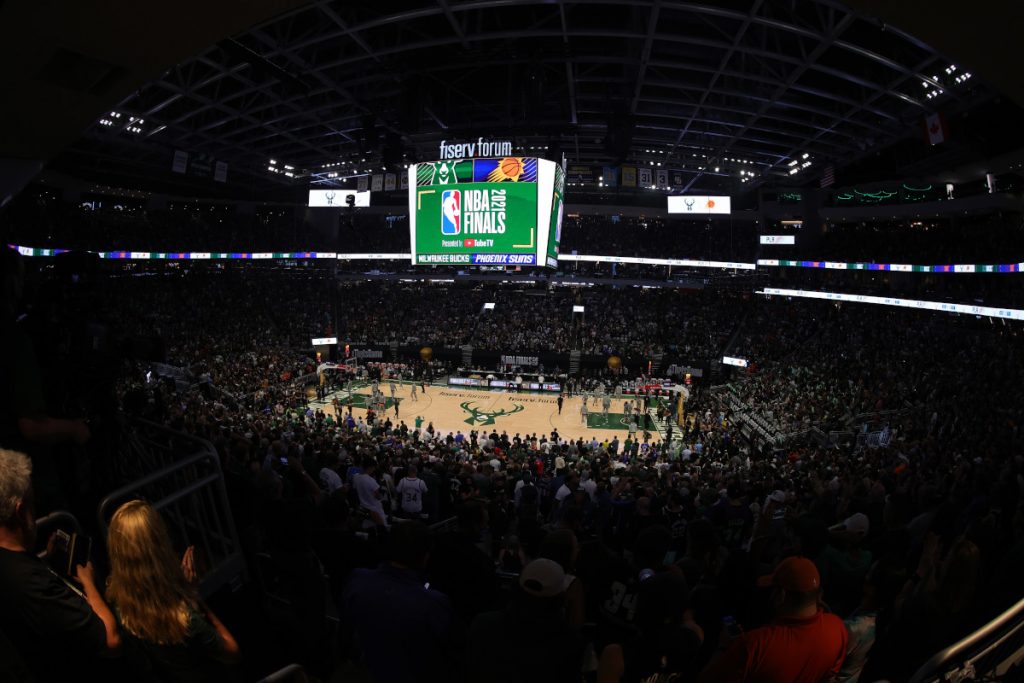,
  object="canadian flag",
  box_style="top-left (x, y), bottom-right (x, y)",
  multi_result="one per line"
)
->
top-left (923, 112), bottom-right (948, 145)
